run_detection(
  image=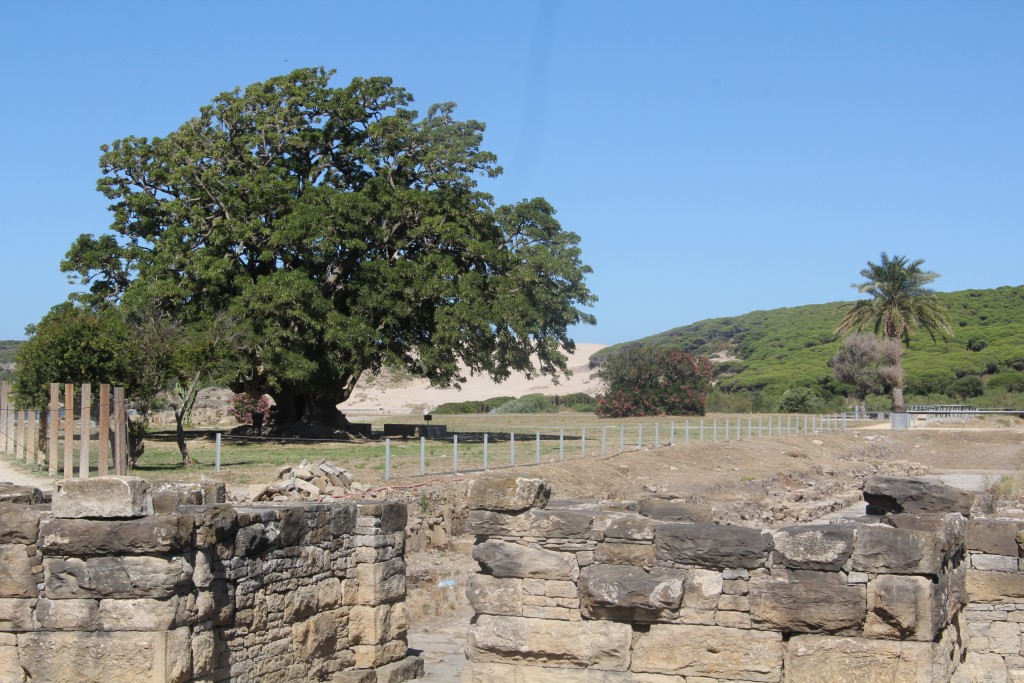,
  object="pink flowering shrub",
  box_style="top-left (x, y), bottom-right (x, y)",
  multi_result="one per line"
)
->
top-left (596, 347), bottom-right (712, 418)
